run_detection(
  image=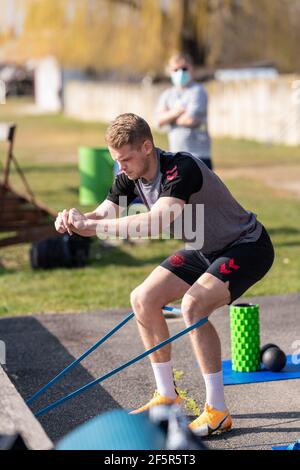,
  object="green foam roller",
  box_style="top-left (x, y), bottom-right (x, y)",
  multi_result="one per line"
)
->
top-left (230, 303), bottom-right (260, 372)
